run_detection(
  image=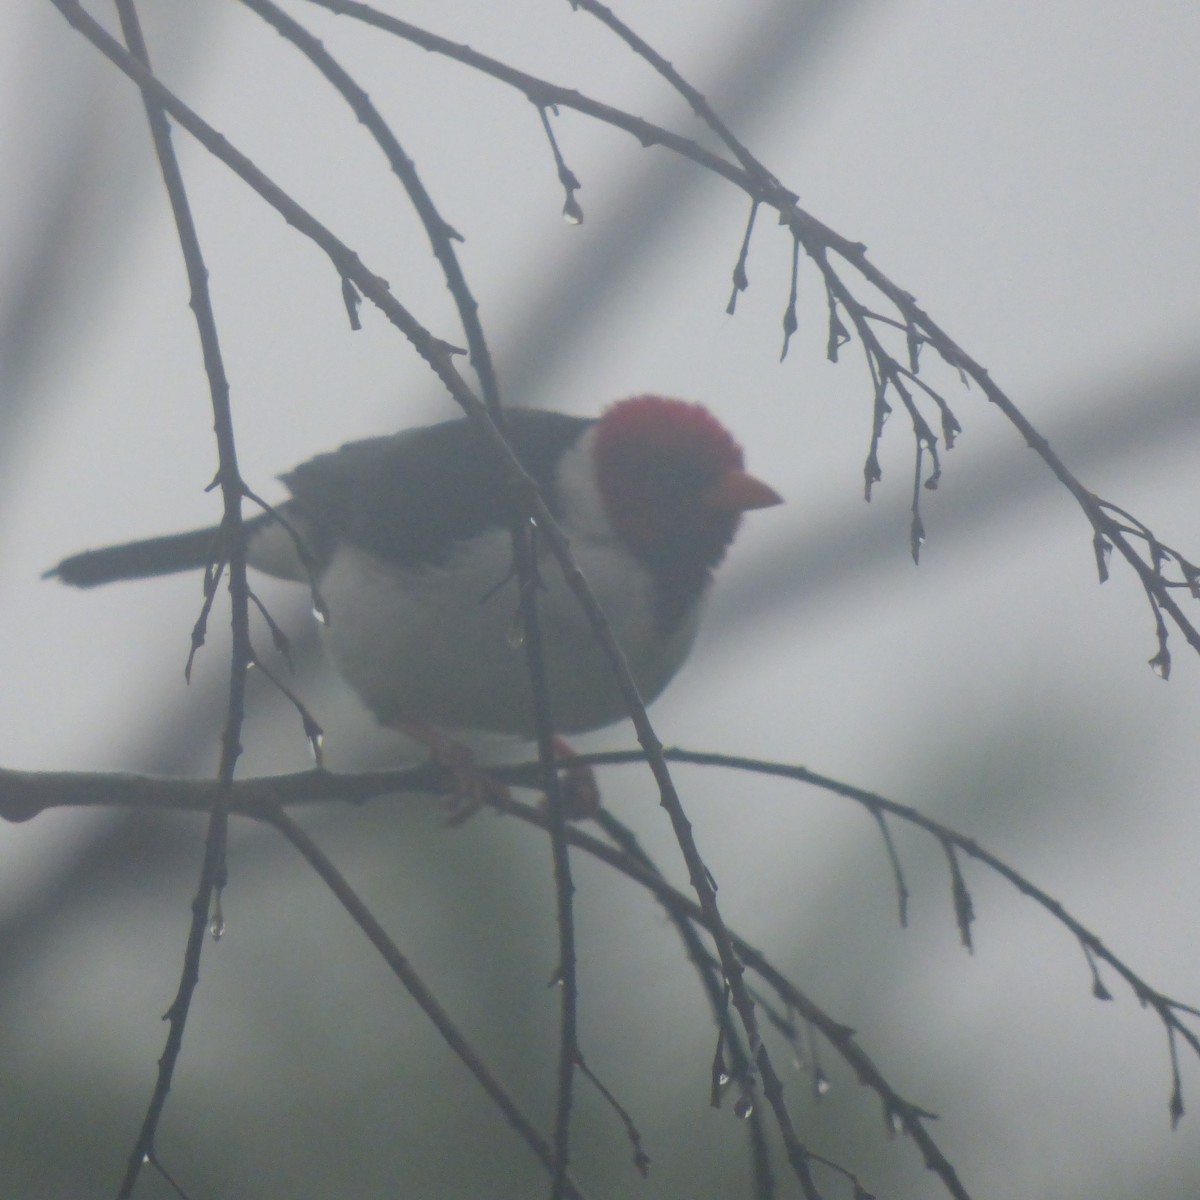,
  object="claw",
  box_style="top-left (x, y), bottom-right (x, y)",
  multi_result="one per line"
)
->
top-left (390, 720), bottom-right (512, 823)
top-left (548, 736), bottom-right (601, 820)
top-left (387, 722), bottom-right (600, 824)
